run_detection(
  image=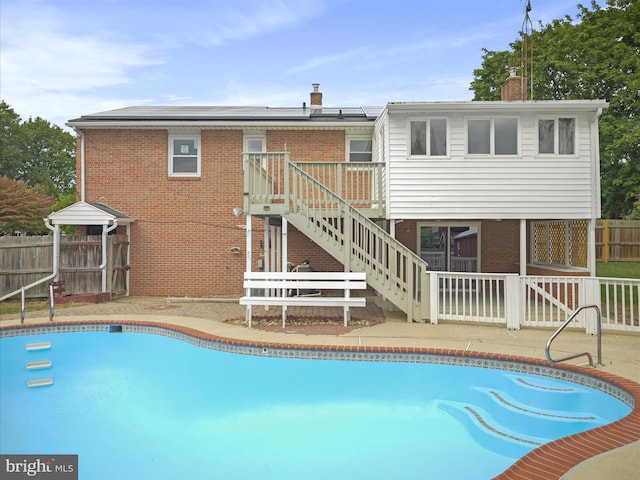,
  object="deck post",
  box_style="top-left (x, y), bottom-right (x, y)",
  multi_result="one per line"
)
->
top-left (505, 274), bottom-right (521, 330)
